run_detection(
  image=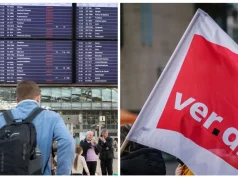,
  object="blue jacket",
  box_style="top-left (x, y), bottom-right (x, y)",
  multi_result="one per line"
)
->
top-left (0, 100), bottom-right (75, 175)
